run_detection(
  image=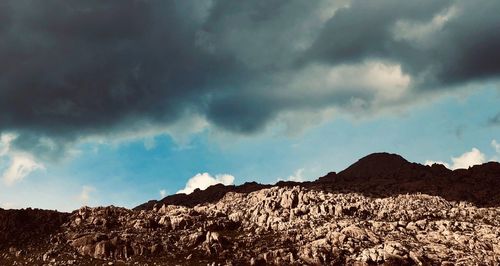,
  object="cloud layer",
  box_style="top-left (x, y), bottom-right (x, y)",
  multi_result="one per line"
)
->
top-left (0, 133), bottom-right (45, 185)
top-left (425, 141), bottom-right (500, 170)
top-left (1, 0), bottom-right (500, 158)
top-left (78, 185), bottom-right (96, 206)
top-left (177, 173), bottom-right (234, 195)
